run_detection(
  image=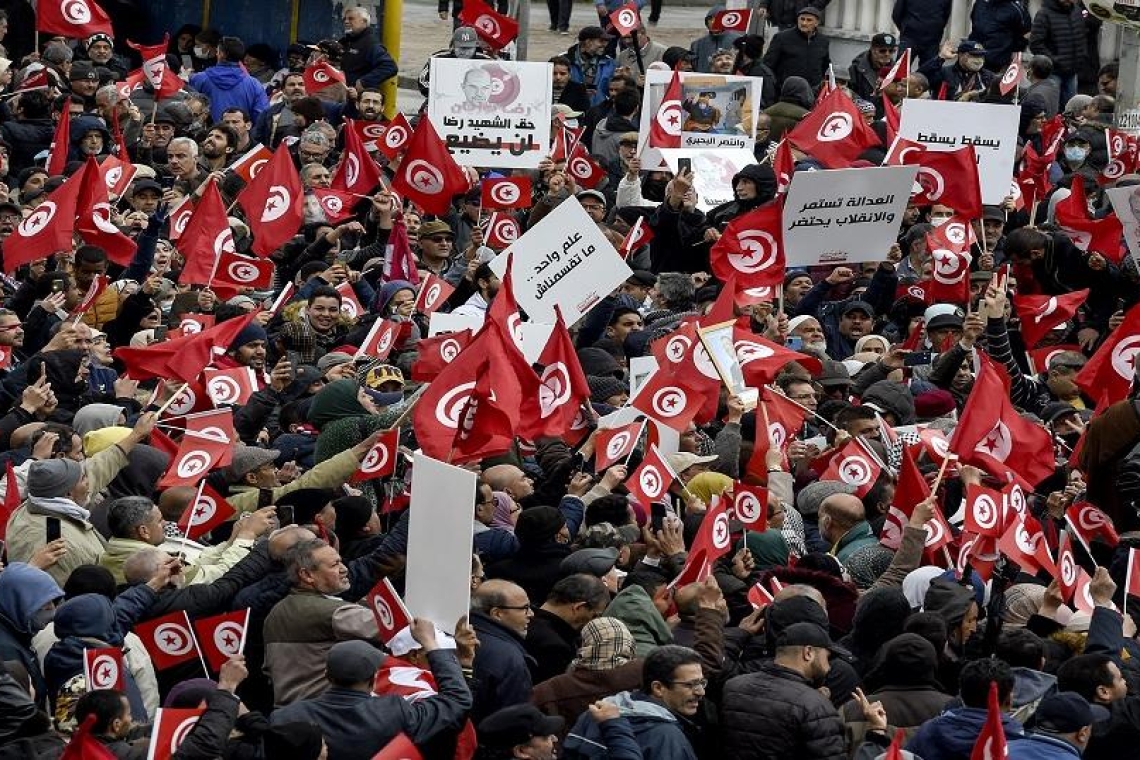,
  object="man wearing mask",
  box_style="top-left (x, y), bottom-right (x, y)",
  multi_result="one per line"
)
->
top-left (939, 40), bottom-right (995, 100)
top-left (418, 27), bottom-right (492, 97)
top-left (0, 562), bottom-right (64, 709)
top-left (720, 623), bottom-right (849, 758)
